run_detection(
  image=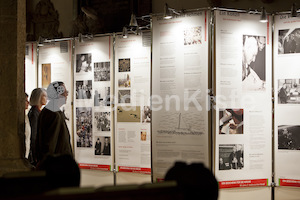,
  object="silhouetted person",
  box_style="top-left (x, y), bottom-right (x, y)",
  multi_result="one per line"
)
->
top-left (37, 154), bottom-right (80, 189)
top-left (165, 162), bottom-right (219, 200)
